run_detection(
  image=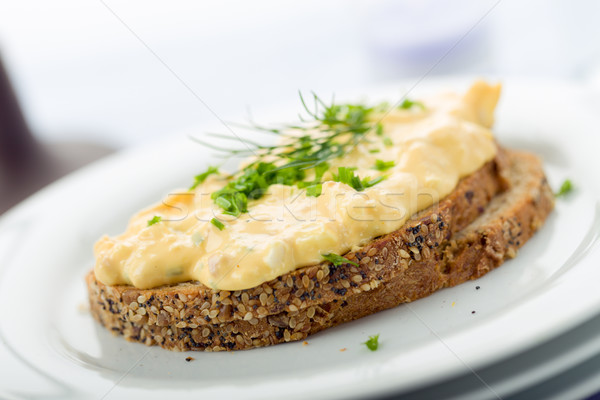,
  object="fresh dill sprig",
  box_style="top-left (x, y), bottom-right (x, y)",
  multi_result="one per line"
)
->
top-left (191, 92), bottom-right (421, 215)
